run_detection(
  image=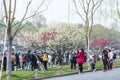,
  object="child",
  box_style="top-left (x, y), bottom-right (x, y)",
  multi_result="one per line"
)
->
top-left (90, 56), bottom-right (96, 72)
